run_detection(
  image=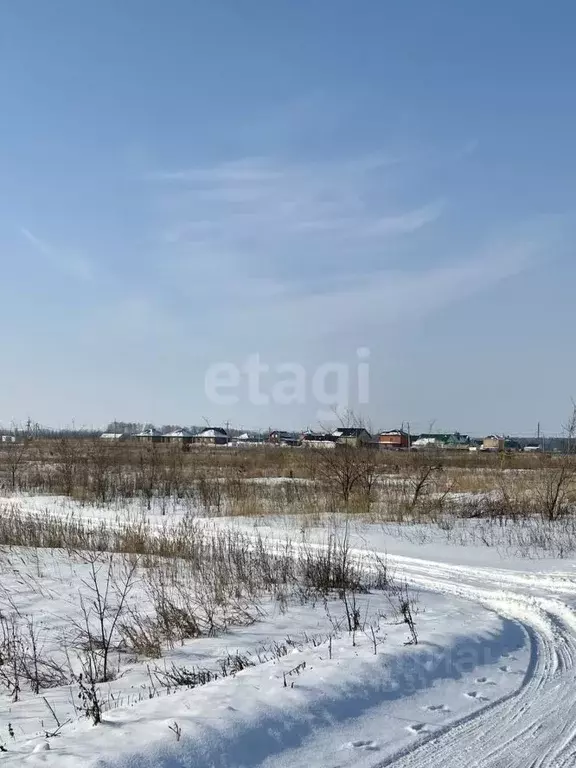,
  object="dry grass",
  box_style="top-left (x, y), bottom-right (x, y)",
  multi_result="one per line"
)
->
top-left (0, 504), bottom-right (404, 726)
top-left (4, 438), bottom-right (576, 552)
